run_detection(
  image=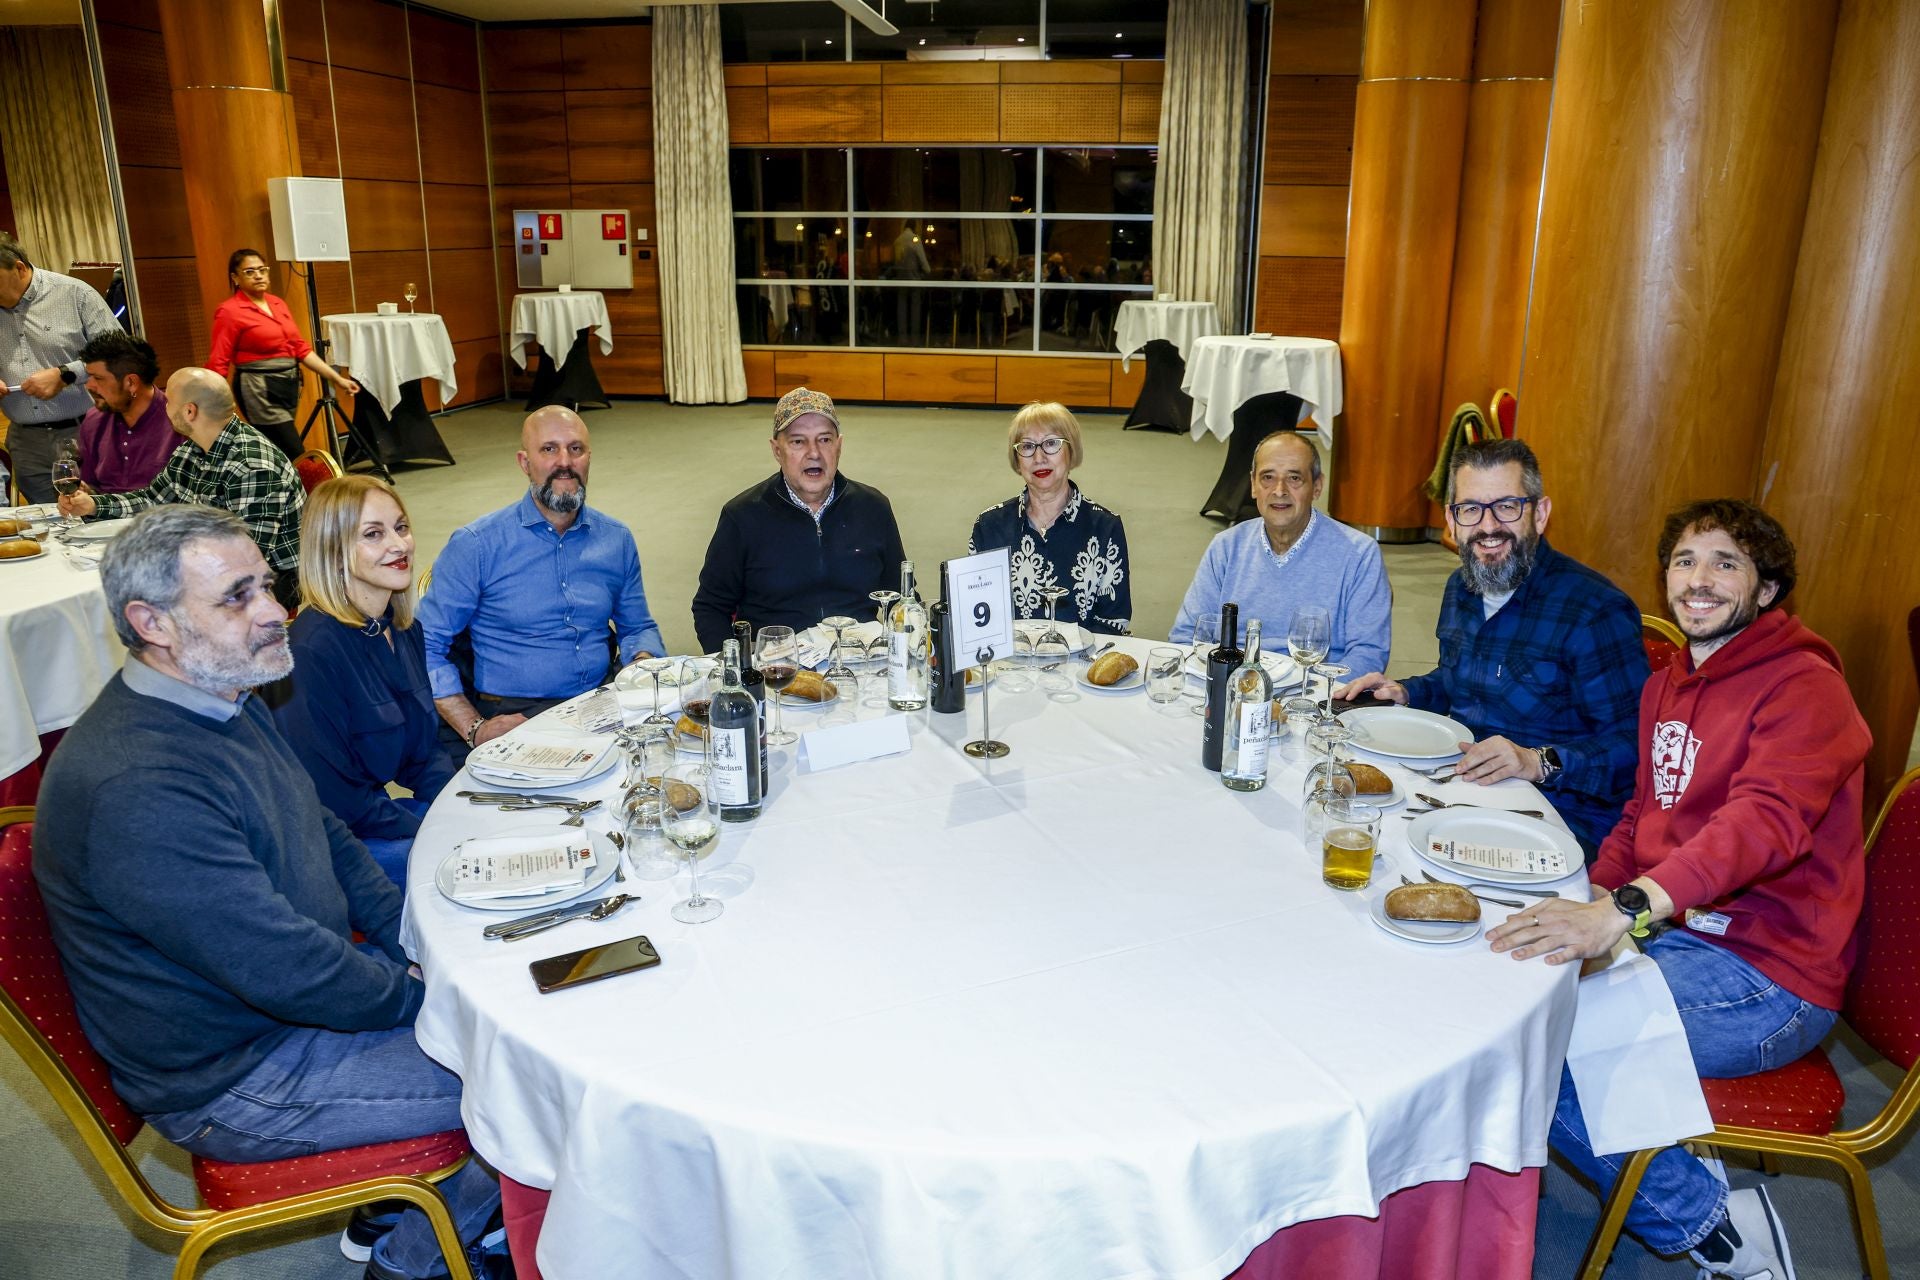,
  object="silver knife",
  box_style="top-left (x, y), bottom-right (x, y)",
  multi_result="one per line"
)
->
top-left (458, 789), bottom-right (591, 806)
top-left (497, 895), bottom-right (631, 941)
top-left (482, 893), bottom-right (623, 939)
